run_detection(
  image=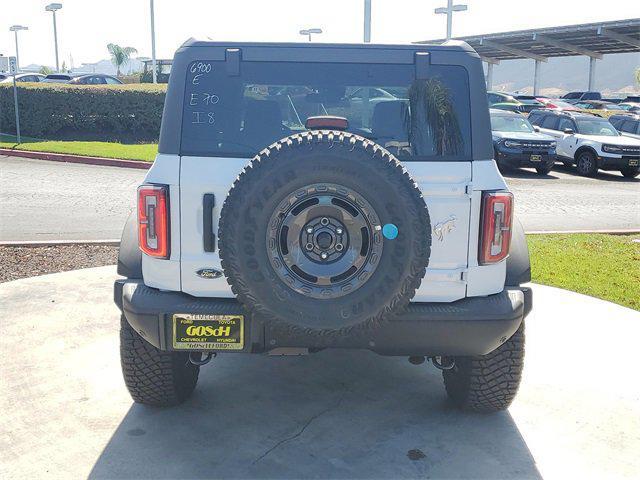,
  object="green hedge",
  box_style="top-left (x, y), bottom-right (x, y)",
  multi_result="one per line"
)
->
top-left (0, 83), bottom-right (167, 142)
